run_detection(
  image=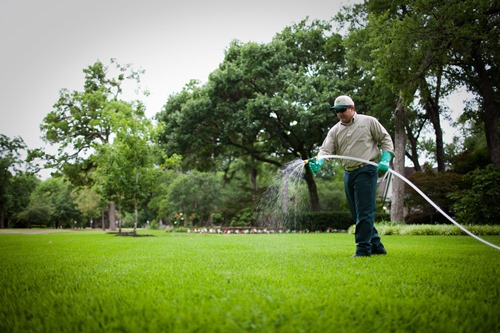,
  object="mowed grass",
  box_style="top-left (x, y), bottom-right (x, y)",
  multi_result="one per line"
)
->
top-left (0, 231), bottom-right (499, 333)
